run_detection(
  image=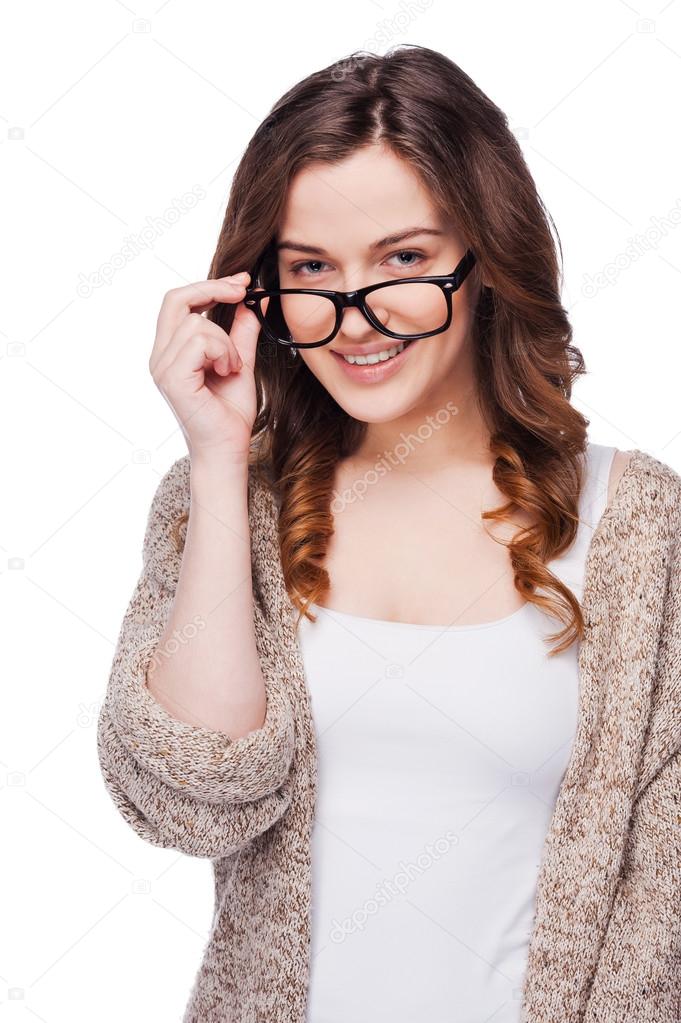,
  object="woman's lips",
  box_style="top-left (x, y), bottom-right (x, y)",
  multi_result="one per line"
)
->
top-left (330, 339), bottom-right (417, 382)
